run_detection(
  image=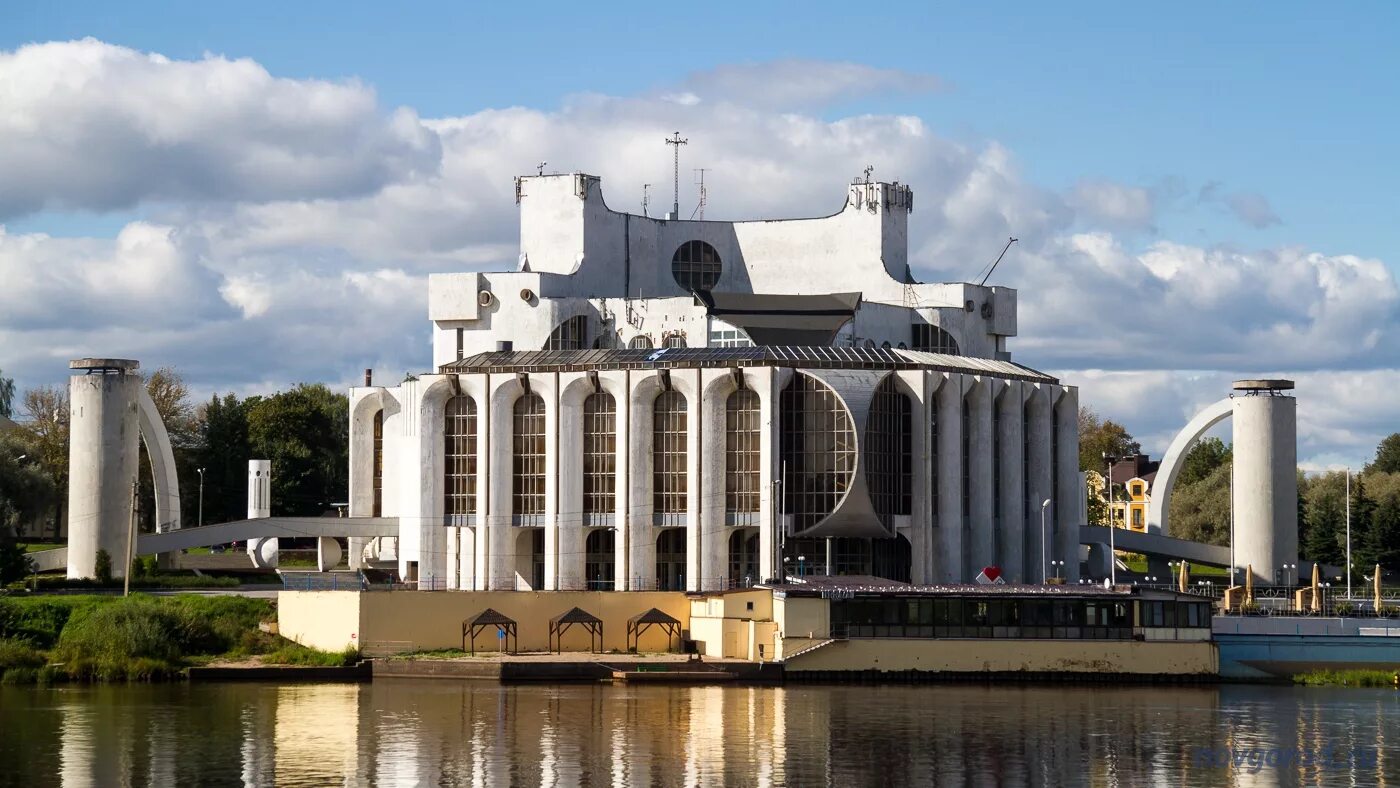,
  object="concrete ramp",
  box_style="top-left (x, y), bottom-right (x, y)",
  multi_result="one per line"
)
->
top-left (1079, 525), bottom-right (1230, 567)
top-left (26, 517), bottom-right (399, 573)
